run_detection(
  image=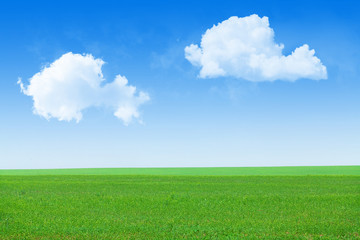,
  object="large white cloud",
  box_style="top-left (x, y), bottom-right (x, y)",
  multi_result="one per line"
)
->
top-left (185, 14), bottom-right (327, 81)
top-left (18, 52), bottom-right (149, 125)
